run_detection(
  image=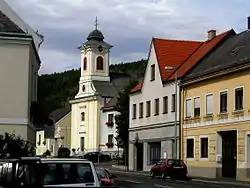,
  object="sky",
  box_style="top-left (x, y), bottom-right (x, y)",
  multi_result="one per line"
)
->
top-left (6, 0), bottom-right (250, 75)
